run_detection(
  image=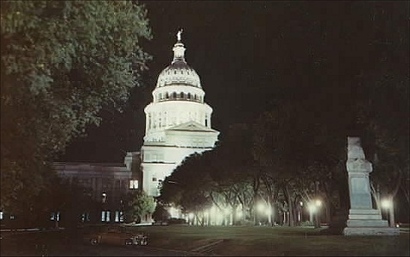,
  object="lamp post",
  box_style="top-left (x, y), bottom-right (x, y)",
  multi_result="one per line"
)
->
top-left (297, 201), bottom-right (303, 224)
top-left (101, 192), bottom-right (107, 222)
top-left (308, 202), bottom-right (316, 224)
top-left (256, 202), bottom-right (271, 226)
top-left (314, 199), bottom-right (322, 228)
top-left (308, 199), bottom-right (322, 228)
top-left (381, 197), bottom-right (395, 228)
